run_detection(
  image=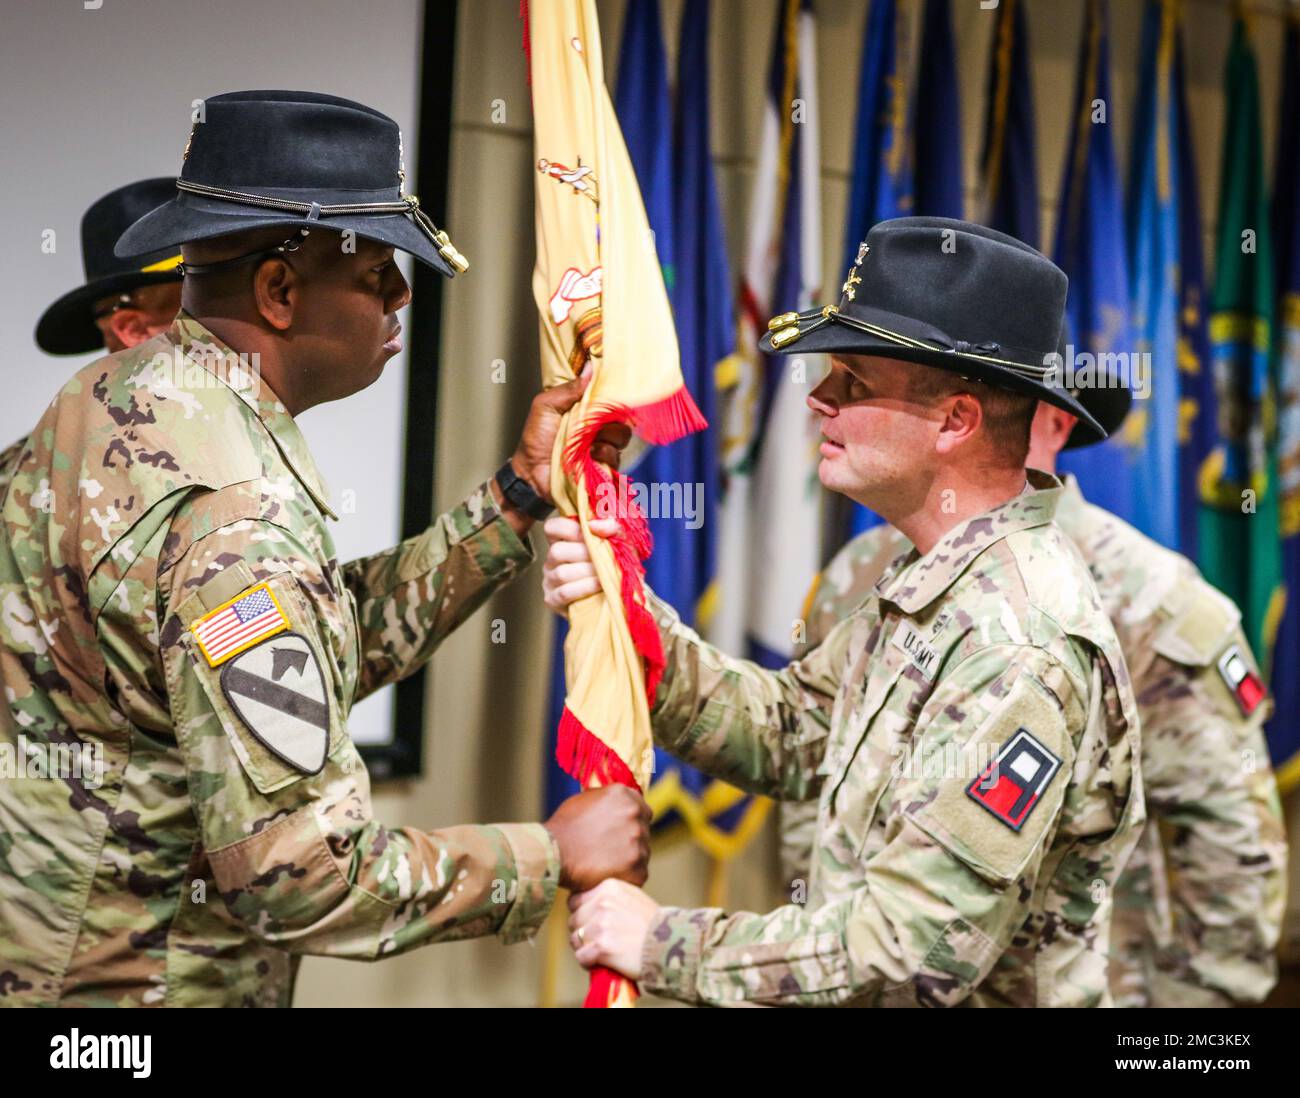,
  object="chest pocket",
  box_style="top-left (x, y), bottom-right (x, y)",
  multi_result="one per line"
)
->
top-left (819, 627), bottom-right (918, 857)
